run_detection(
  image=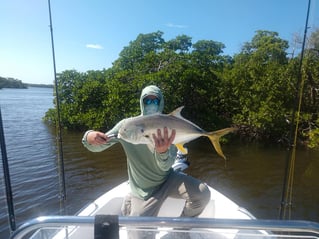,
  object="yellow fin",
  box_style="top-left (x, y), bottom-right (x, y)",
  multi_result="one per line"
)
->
top-left (175, 143), bottom-right (188, 154)
top-left (206, 127), bottom-right (237, 160)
